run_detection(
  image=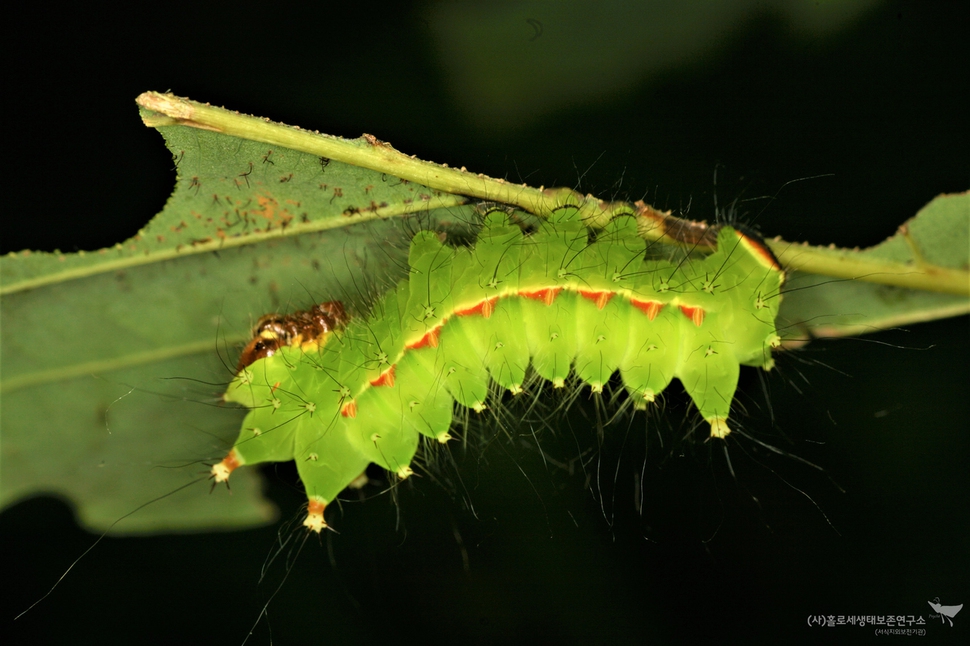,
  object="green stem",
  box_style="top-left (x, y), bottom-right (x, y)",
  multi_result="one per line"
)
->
top-left (768, 240), bottom-right (969, 296)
